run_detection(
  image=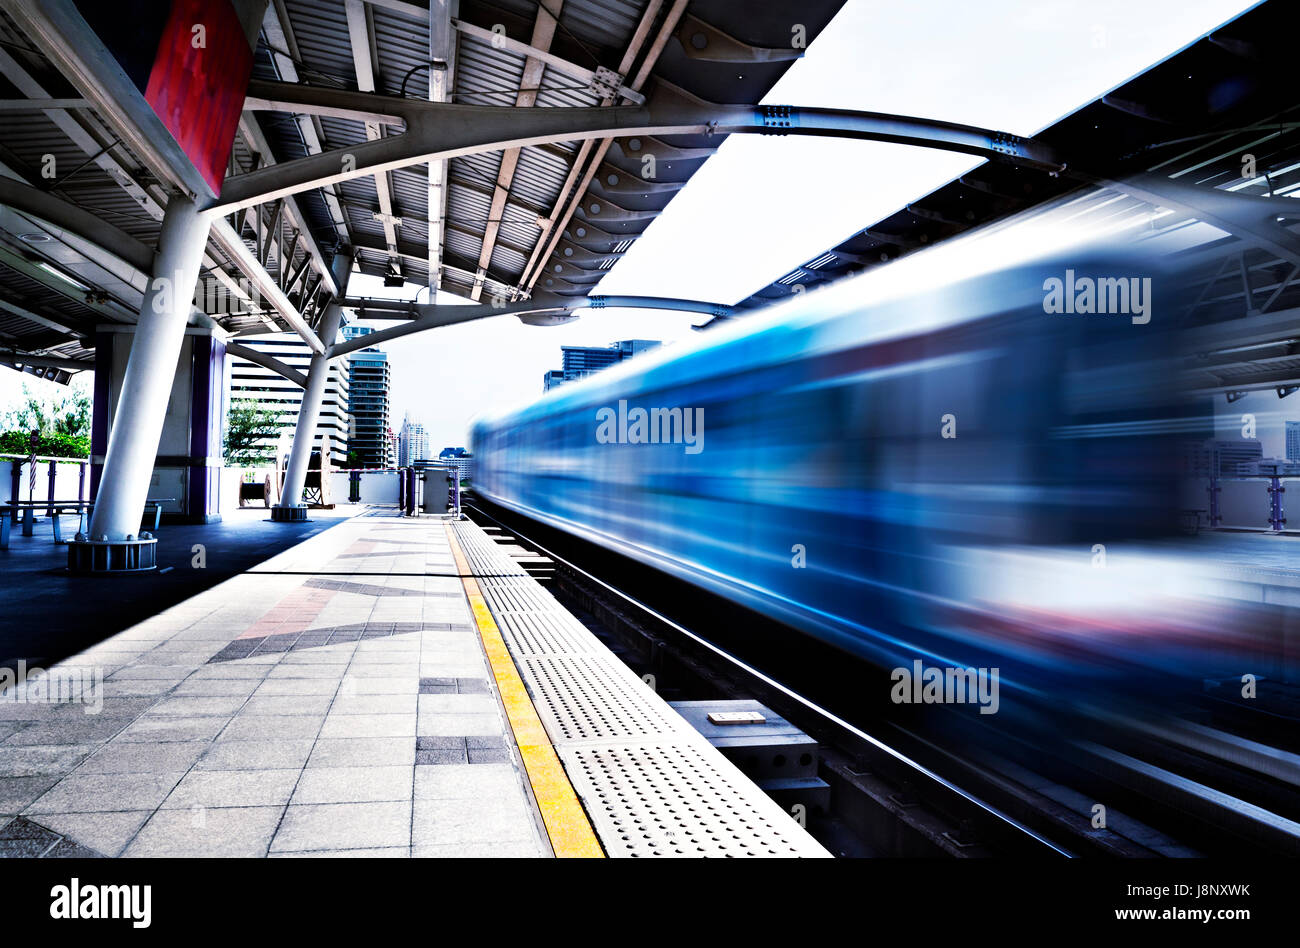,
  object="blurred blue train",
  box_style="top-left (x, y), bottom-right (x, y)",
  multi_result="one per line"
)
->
top-left (472, 225), bottom-right (1211, 683)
